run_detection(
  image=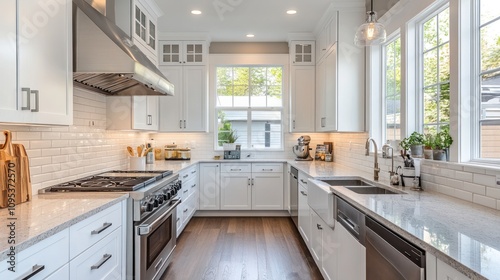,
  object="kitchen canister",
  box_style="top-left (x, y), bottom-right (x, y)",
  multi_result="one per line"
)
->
top-left (129, 157), bottom-right (146, 170)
